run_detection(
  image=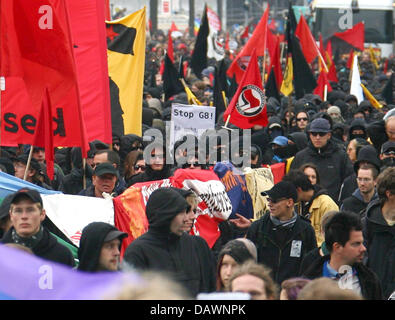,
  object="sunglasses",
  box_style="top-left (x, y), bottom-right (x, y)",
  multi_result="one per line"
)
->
top-left (182, 162), bottom-right (200, 169)
top-left (310, 132), bottom-right (327, 137)
top-left (134, 165), bottom-right (146, 171)
top-left (297, 117), bottom-right (308, 122)
top-left (384, 151), bottom-right (395, 156)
